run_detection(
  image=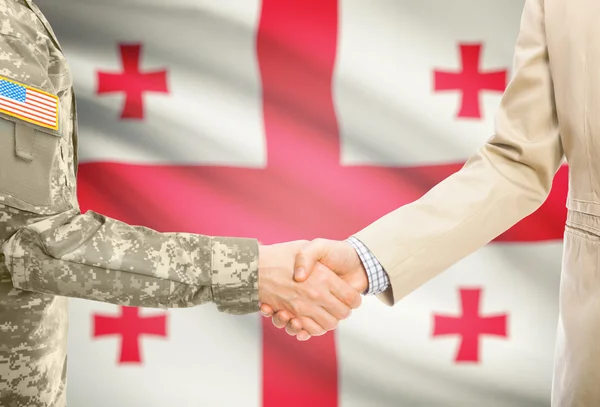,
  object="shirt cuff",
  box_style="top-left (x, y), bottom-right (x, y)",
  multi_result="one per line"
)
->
top-left (346, 236), bottom-right (390, 295)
